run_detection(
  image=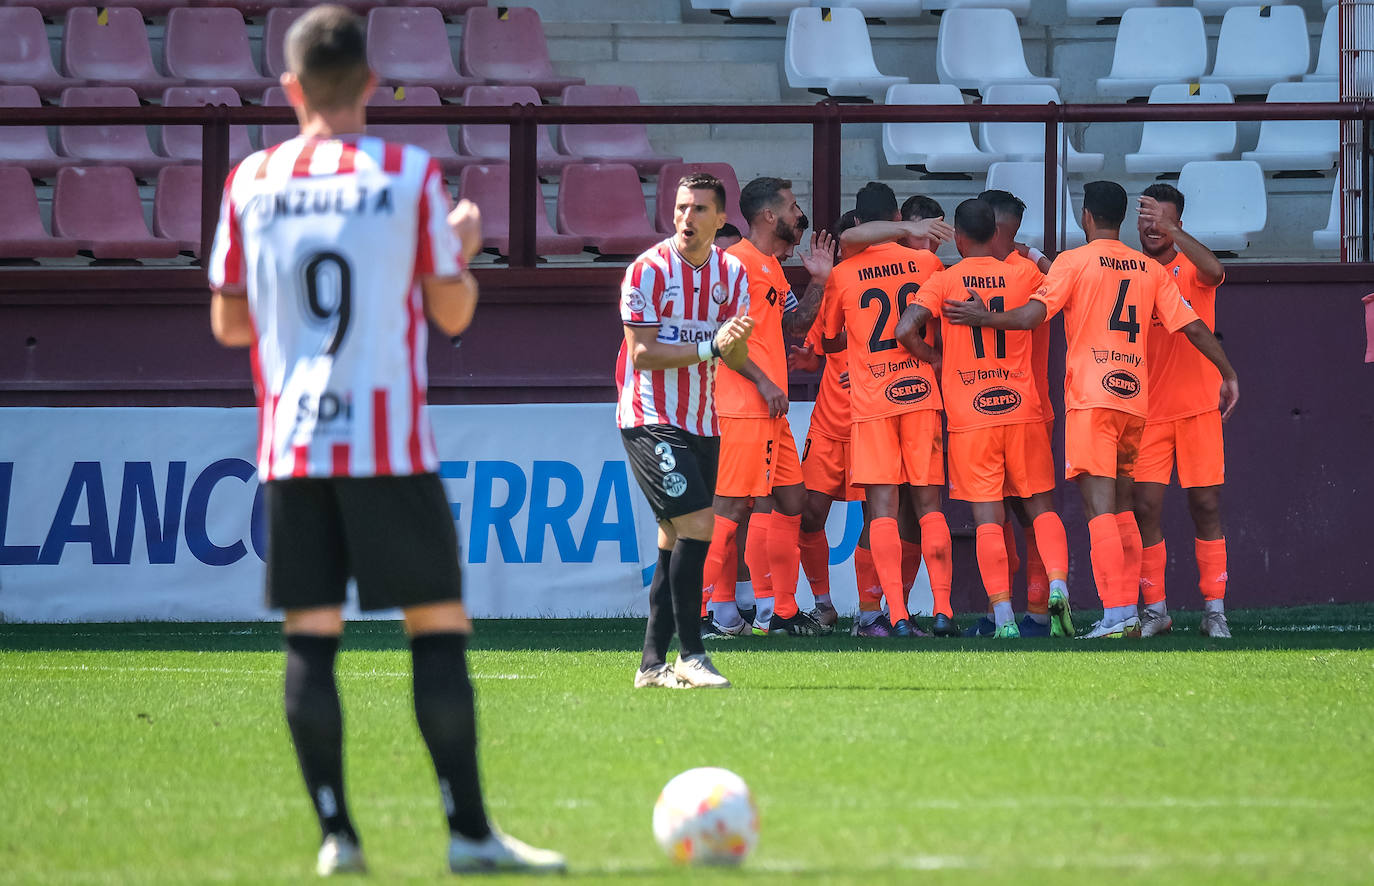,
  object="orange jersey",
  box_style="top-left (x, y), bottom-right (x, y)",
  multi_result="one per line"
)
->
top-left (716, 238), bottom-right (794, 418)
top-left (805, 276), bottom-right (851, 440)
top-left (825, 242), bottom-right (944, 422)
top-left (917, 254), bottom-right (1045, 432)
top-left (1007, 251), bottom-right (1054, 422)
top-left (1031, 239), bottom-right (1198, 419)
top-left (1145, 252), bottom-right (1222, 422)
